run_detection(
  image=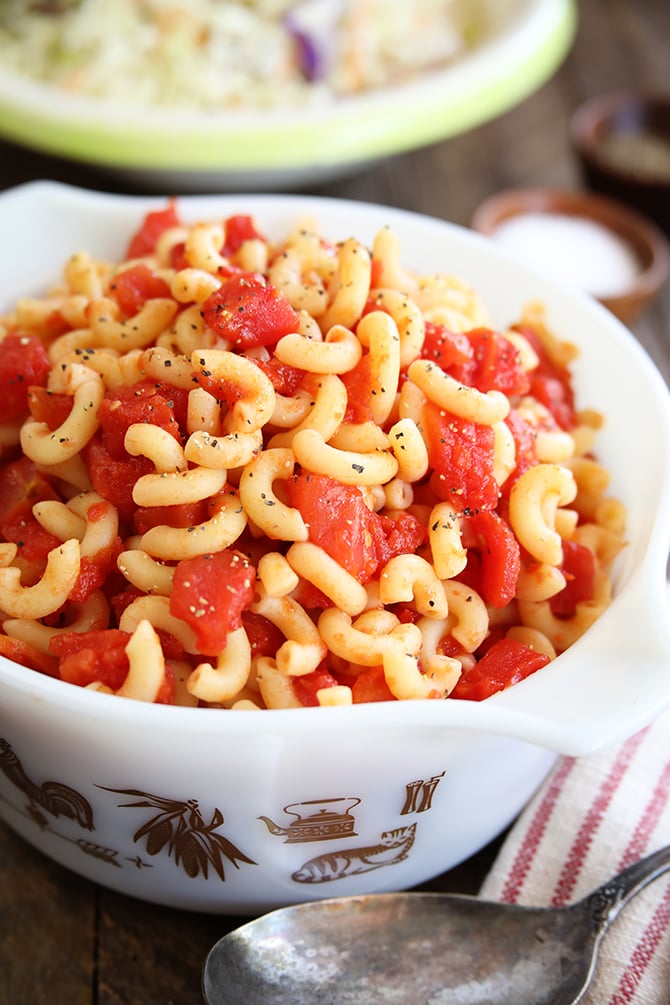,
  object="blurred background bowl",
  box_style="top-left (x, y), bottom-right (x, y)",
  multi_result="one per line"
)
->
top-left (571, 91), bottom-right (670, 237)
top-left (0, 0), bottom-right (575, 191)
top-left (471, 186), bottom-right (670, 325)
